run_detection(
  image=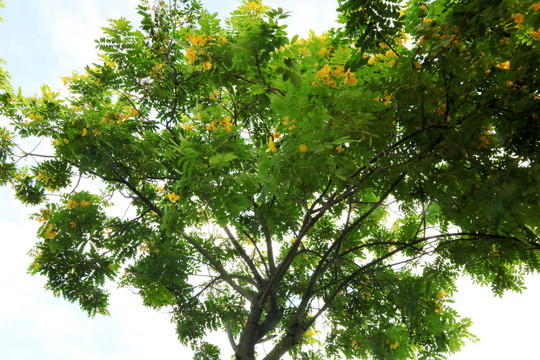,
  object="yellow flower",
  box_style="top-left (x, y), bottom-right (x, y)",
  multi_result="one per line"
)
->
top-left (485, 69), bottom-right (492, 74)
top-left (479, 135), bottom-right (489, 148)
top-left (348, 77), bottom-right (358, 86)
top-left (184, 124), bottom-right (192, 131)
top-left (219, 36), bottom-right (227, 43)
top-left (168, 192), bottom-right (180, 202)
top-left (506, 80), bottom-right (514, 86)
top-left (82, 128), bottom-right (87, 136)
top-left (512, 13), bottom-right (524, 24)
top-left (273, 132), bottom-right (281, 139)
top-left (368, 56), bottom-right (376, 65)
top-left (186, 46), bottom-right (196, 64)
top-left (206, 122), bottom-right (216, 131)
top-left (48, 232), bottom-right (57, 240)
top-left (70, 221), bottom-right (76, 228)
top-left (299, 144), bottom-right (307, 152)
top-left (188, 34), bottom-right (207, 46)
top-left (225, 127), bottom-right (232, 133)
top-left (316, 64), bottom-right (332, 79)
top-left (203, 62), bottom-right (212, 70)
top-left (336, 145), bottom-right (343, 153)
top-left (334, 65), bottom-right (345, 77)
top-left (80, 200), bottom-right (90, 207)
top-left (221, 116), bottom-right (233, 127)
top-left (318, 48), bottom-right (327, 56)
top-left (156, 186), bottom-right (164, 193)
top-left (497, 61), bottom-right (510, 70)
top-left (268, 137), bottom-right (277, 153)
top-left (391, 342), bottom-right (399, 349)
top-left (413, 60), bottom-right (422, 69)
top-left (533, 3), bottom-right (540, 11)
